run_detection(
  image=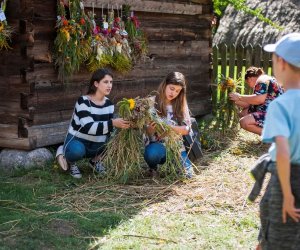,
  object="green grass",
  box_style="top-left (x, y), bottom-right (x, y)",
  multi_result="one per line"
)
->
top-left (0, 166), bottom-right (128, 250)
top-left (0, 130), bottom-right (264, 250)
top-left (91, 212), bottom-right (258, 249)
